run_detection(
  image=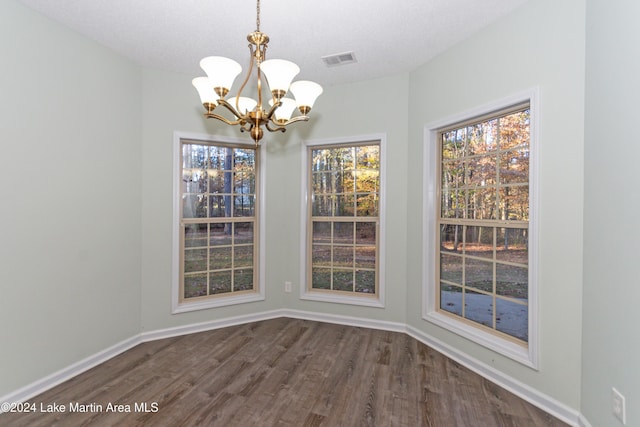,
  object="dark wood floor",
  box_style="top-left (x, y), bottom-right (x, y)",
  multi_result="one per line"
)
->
top-left (1, 318), bottom-right (568, 426)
